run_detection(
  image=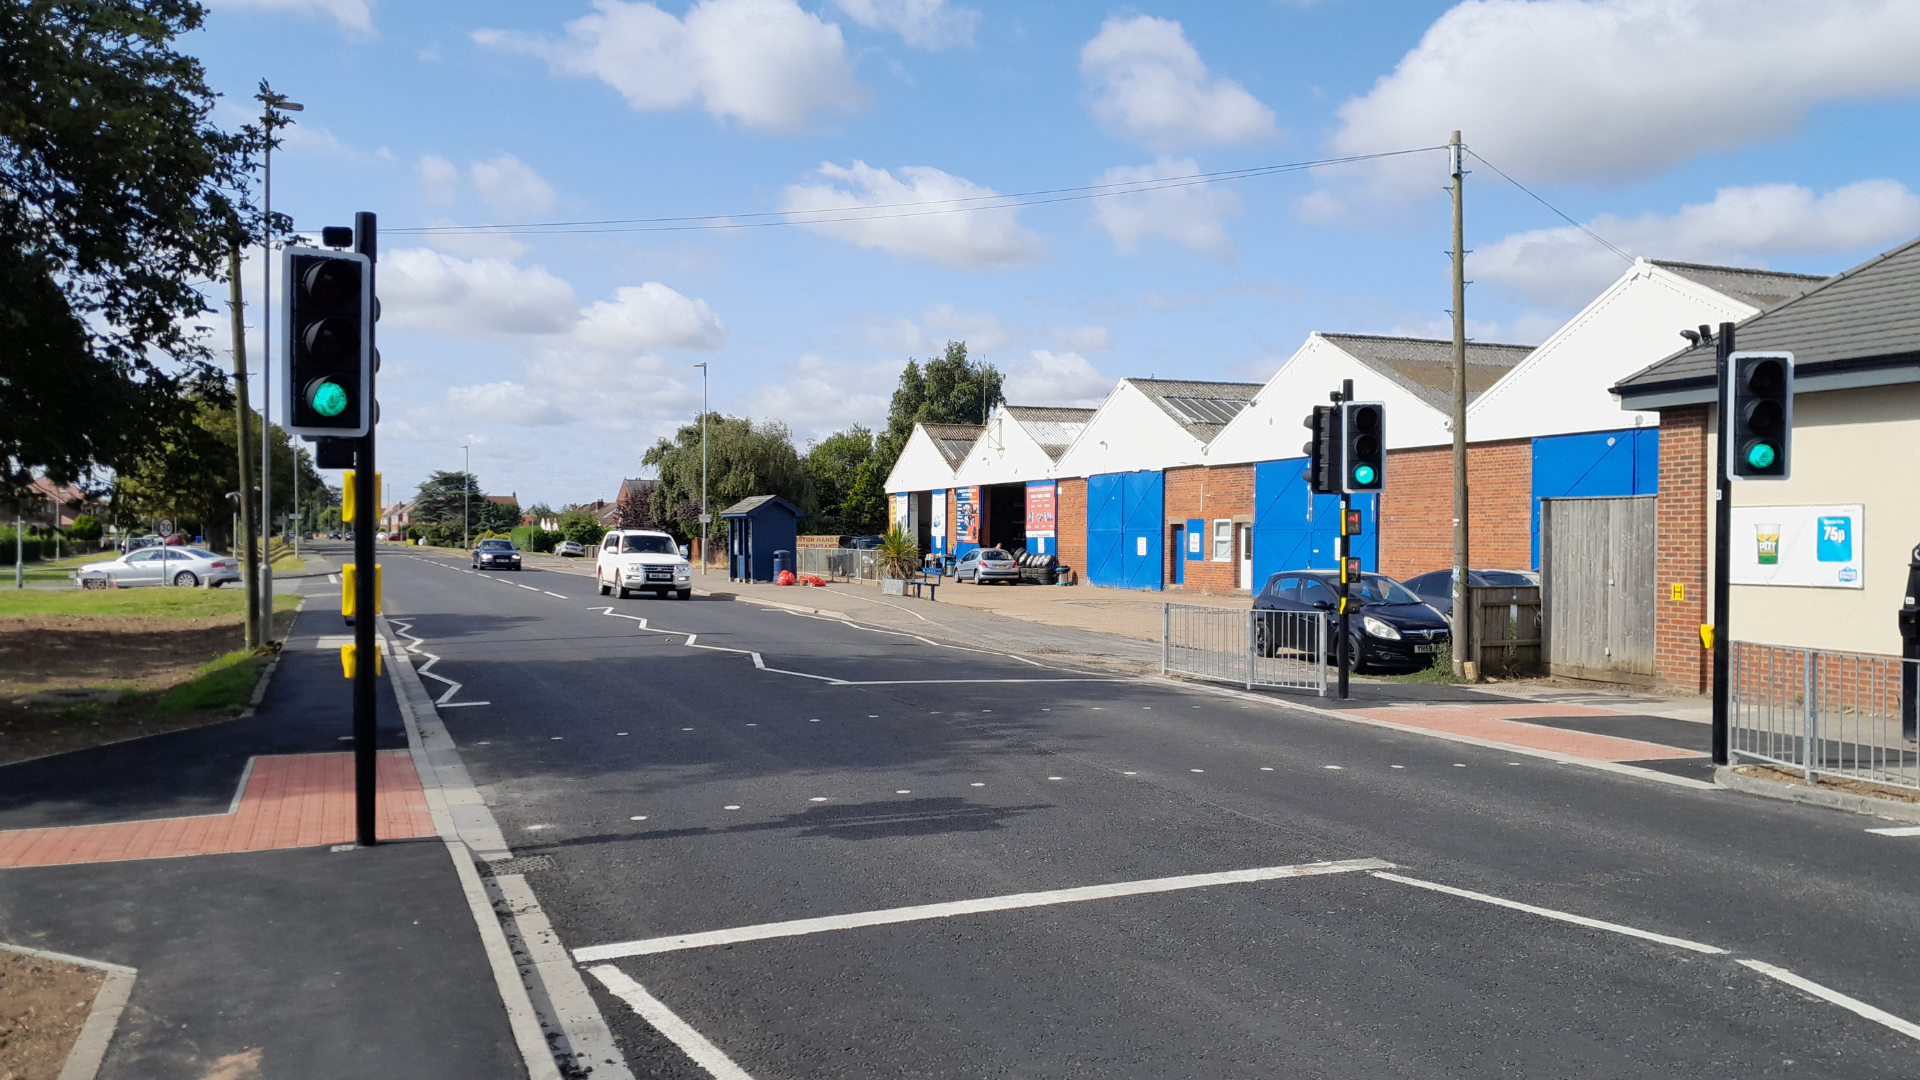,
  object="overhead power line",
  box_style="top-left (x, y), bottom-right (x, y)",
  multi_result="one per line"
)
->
top-left (1464, 148), bottom-right (1635, 265)
top-left (383, 146), bottom-right (1448, 237)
